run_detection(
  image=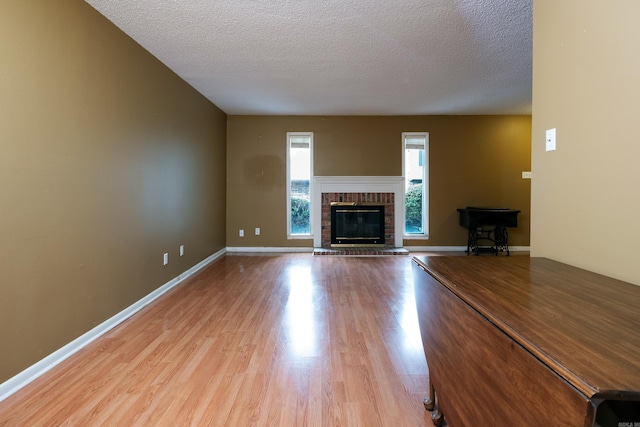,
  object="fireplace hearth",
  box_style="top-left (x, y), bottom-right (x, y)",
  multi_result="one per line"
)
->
top-left (331, 203), bottom-right (385, 247)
